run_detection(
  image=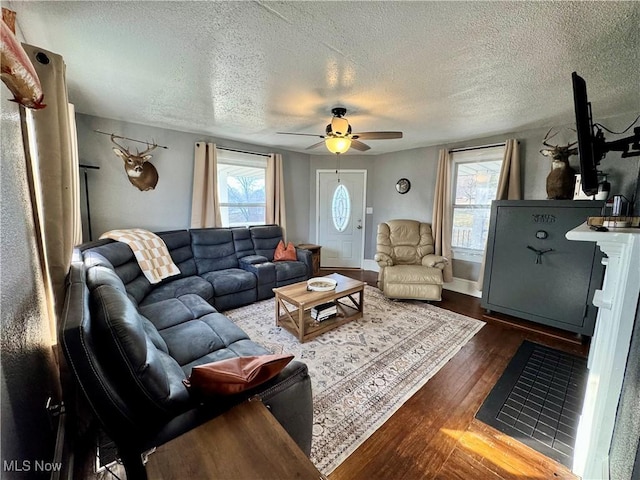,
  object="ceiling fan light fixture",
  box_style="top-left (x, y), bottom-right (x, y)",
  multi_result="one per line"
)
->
top-left (325, 136), bottom-right (351, 154)
top-left (330, 116), bottom-right (350, 136)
